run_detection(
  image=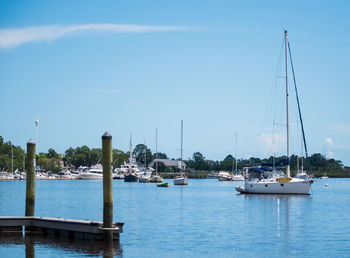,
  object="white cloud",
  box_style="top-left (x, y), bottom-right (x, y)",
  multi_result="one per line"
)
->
top-left (257, 133), bottom-right (286, 155)
top-left (324, 138), bottom-right (333, 146)
top-left (0, 24), bottom-right (194, 49)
